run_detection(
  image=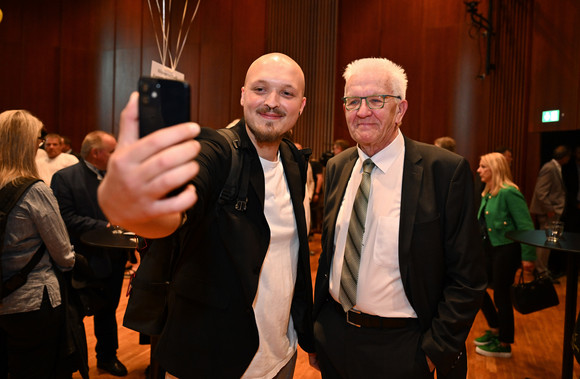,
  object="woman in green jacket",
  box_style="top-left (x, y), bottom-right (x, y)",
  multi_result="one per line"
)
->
top-left (474, 152), bottom-right (536, 358)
